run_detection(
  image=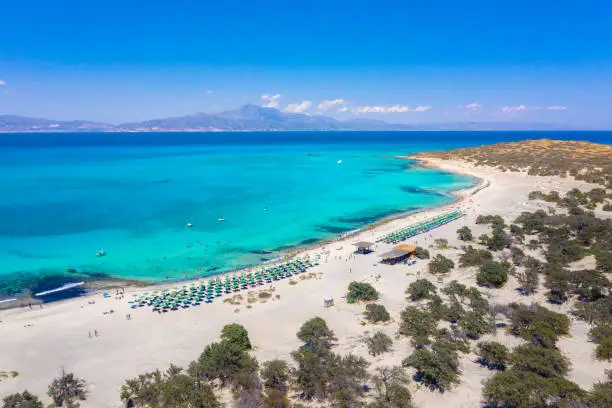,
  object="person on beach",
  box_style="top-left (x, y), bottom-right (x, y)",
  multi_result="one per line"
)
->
top-left (94, 329), bottom-right (98, 337)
